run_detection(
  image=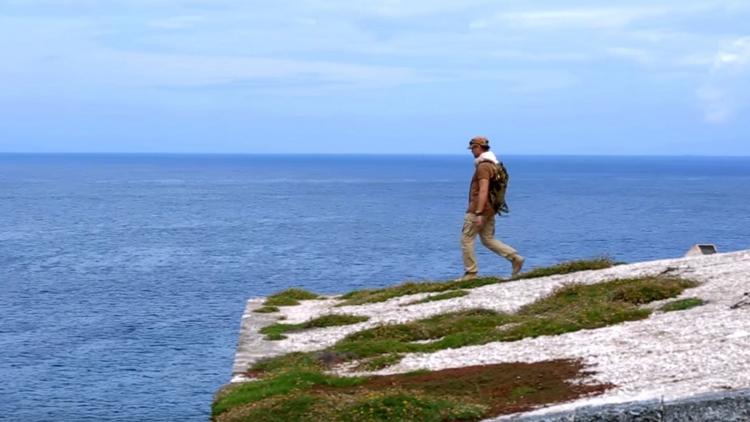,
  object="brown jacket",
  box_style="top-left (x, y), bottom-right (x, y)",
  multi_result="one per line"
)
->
top-left (466, 161), bottom-right (495, 216)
